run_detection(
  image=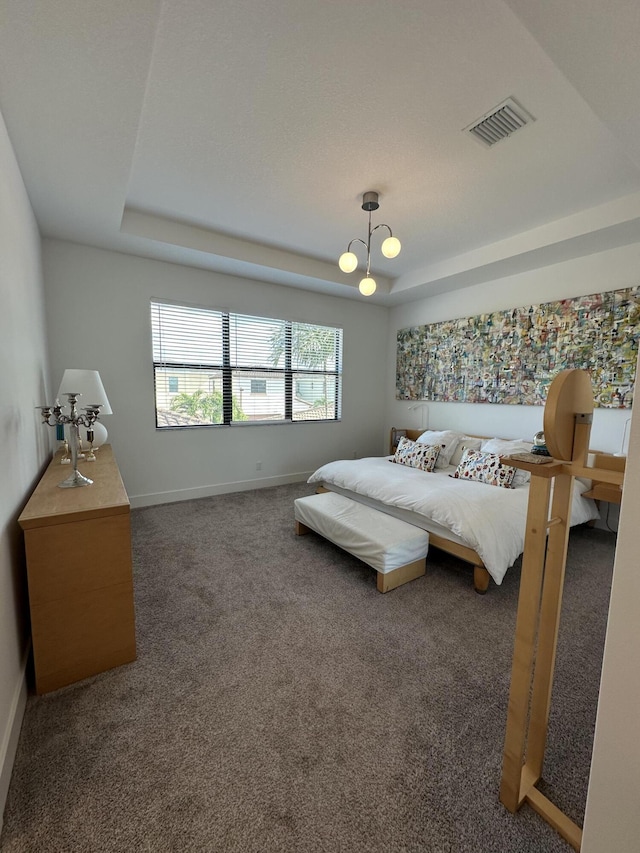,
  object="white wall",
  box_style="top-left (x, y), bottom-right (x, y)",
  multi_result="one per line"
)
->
top-left (387, 243), bottom-right (640, 453)
top-left (0, 111), bottom-right (49, 829)
top-left (42, 240), bottom-right (390, 507)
